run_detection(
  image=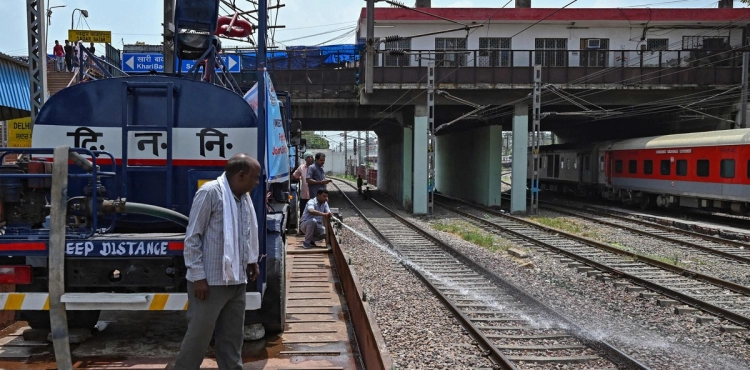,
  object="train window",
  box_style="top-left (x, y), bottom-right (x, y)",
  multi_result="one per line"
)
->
top-left (584, 155), bottom-right (590, 171)
top-left (676, 160), bottom-right (688, 176)
top-left (720, 159), bottom-right (735, 179)
top-left (615, 160), bottom-right (623, 174)
top-left (574, 158), bottom-right (578, 170)
top-left (660, 160), bottom-right (670, 175)
top-left (696, 159), bottom-right (709, 177)
top-left (644, 160), bottom-right (653, 175)
top-left (628, 160), bottom-right (637, 174)
top-left (599, 156), bottom-right (604, 171)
